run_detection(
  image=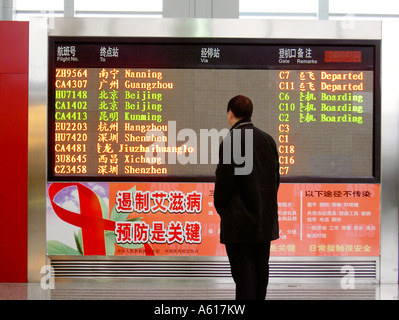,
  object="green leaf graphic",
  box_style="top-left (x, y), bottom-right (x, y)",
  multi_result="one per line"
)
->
top-left (47, 240), bottom-right (81, 255)
top-left (104, 231), bottom-right (116, 255)
top-left (74, 230), bottom-right (83, 255)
